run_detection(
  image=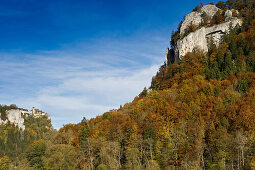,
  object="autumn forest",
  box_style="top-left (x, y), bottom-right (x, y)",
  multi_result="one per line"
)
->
top-left (1, 0), bottom-right (255, 169)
